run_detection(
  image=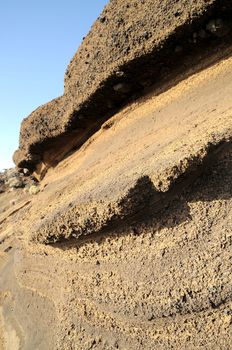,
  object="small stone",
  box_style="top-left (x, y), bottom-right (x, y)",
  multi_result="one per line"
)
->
top-left (23, 168), bottom-right (30, 176)
top-left (115, 70), bottom-right (125, 77)
top-left (206, 19), bottom-right (218, 33)
top-left (206, 18), bottom-right (230, 37)
top-left (29, 185), bottom-right (40, 195)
